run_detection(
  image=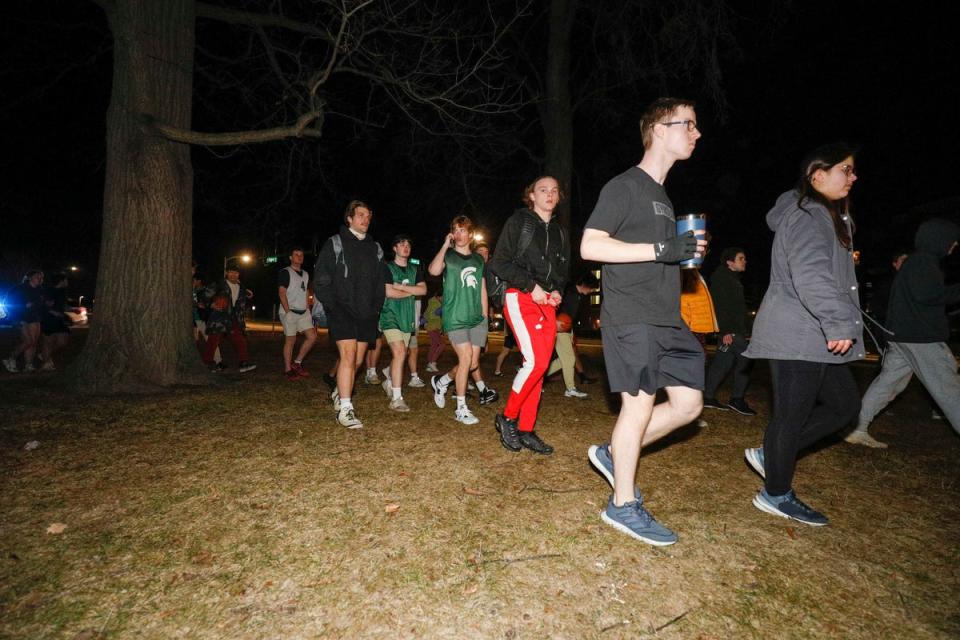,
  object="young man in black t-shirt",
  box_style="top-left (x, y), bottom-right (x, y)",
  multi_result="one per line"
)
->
top-left (581, 97), bottom-right (708, 546)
